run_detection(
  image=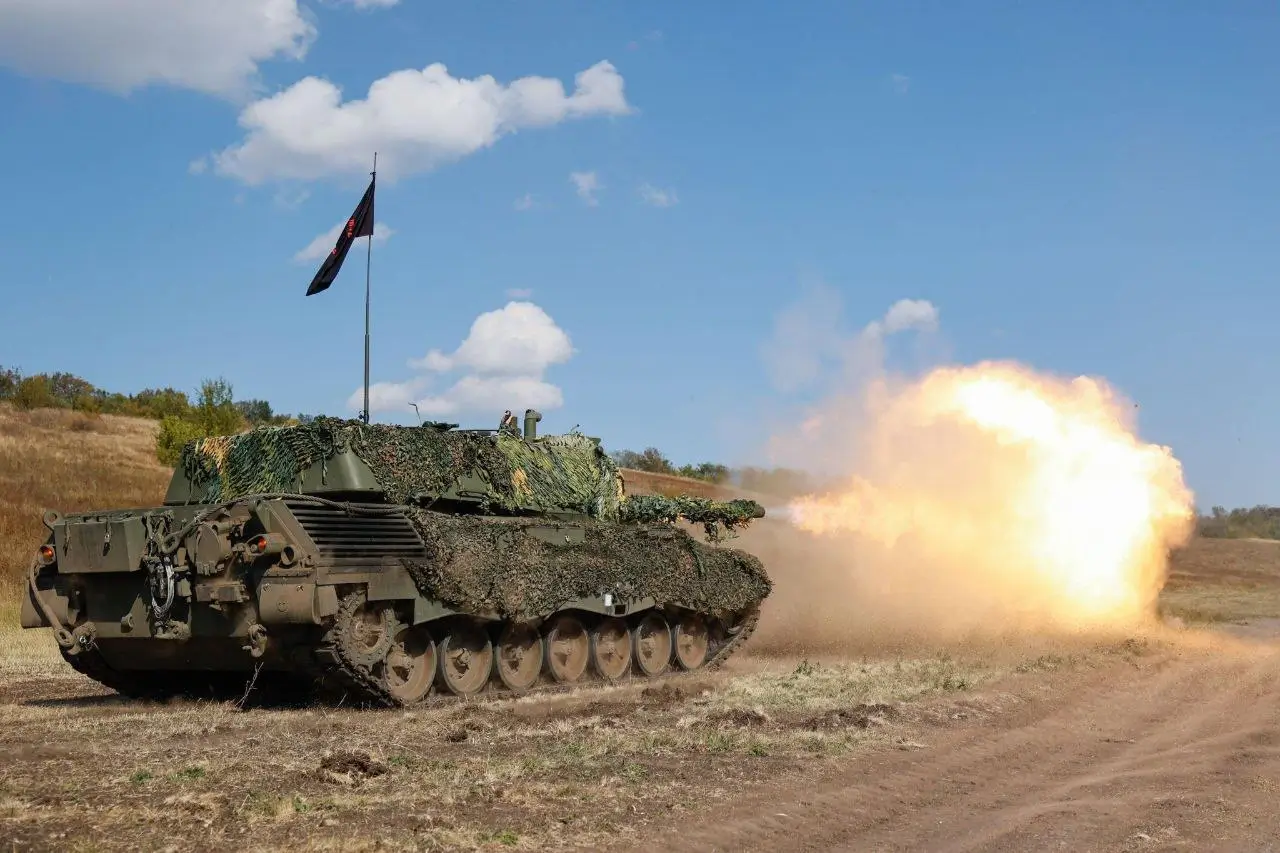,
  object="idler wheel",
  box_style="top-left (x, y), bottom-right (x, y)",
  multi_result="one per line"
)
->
top-left (339, 593), bottom-right (396, 667)
top-left (384, 624), bottom-right (435, 704)
top-left (543, 614), bottom-right (589, 684)
top-left (436, 621), bottom-right (493, 697)
top-left (590, 616), bottom-right (632, 682)
top-left (631, 612), bottom-right (672, 678)
top-left (673, 613), bottom-right (711, 671)
top-left (495, 622), bottom-right (544, 693)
